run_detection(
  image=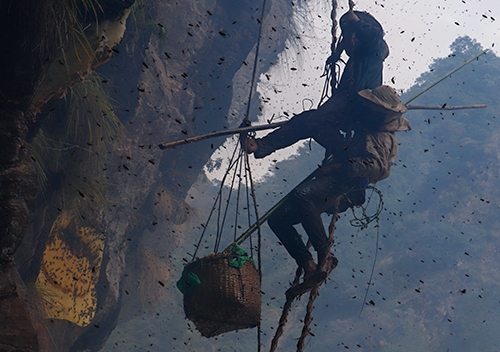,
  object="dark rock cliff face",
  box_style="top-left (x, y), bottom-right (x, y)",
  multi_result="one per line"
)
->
top-left (0, 108), bottom-right (38, 259)
top-left (1, 0), bottom-right (129, 350)
top-left (0, 2), bottom-right (54, 349)
top-left (0, 0), bottom-right (293, 350)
